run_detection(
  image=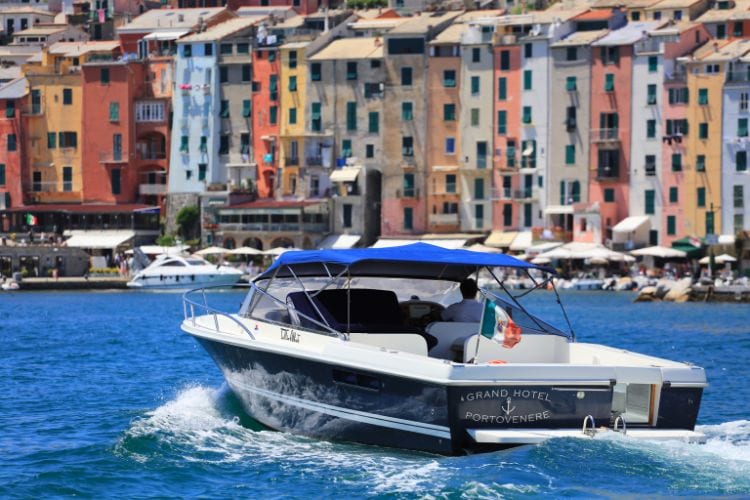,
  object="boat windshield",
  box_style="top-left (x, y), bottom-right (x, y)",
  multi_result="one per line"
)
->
top-left (186, 259), bottom-right (208, 266)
